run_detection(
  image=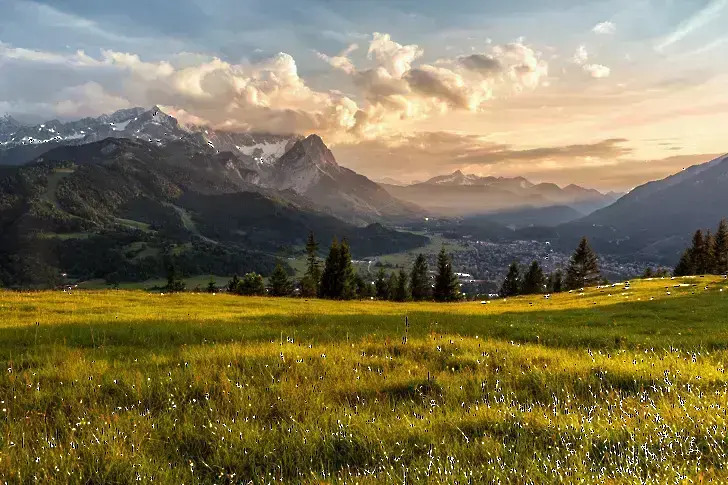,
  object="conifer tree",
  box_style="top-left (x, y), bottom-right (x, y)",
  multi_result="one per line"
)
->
top-left (550, 270), bottom-right (563, 293)
top-left (700, 230), bottom-right (716, 274)
top-left (433, 247), bottom-right (459, 302)
top-left (387, 272), bottom-right (399, 301)
top-left (338, 239), bottom-right (357, 300)
top-left (206, 276), bottom-right (217, 293)
top-left (375, 268), bottom-right (389, 300)
top-left (564, 237), bottom-right (600, 290)
top-left (499, 262), bottom-right (522, 297)
top-left (301, 231), bottom-right (321, 297)
top-left (410, 254), bottom-right (431, 301)
top-left (269, 261), bottom-right (292, 297)
top-left (394, 268), bottom-right (411, 302)
top-left (319, 238), bottom-right (341, 299)
top-left (239, 272), bottom-right (265, 296)
top-left (165, 259), bottom-right (185, 293)
top-left (673, 249), bottom-right (694, 277)
top-left (521, 261), bottom-right (545, 295)
top-left (227, 274), bottom-right (241, 294)
top-left (715, 219), bottom-right (728, 275)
